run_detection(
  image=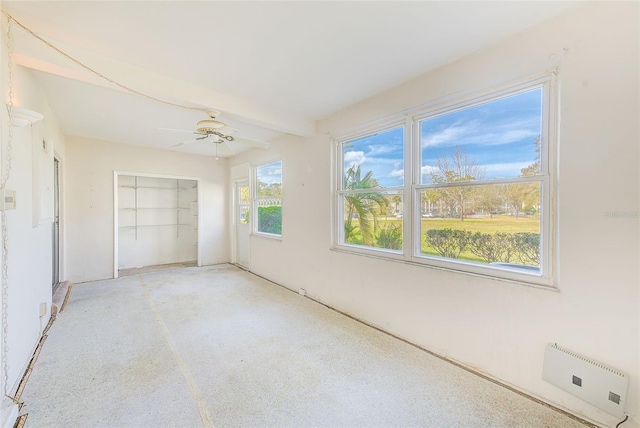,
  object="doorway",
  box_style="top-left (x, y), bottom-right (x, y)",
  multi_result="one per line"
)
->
top-left (235, 180), bottom-right (250, 269)
top-left (52, 157), bottom-right (60, 293)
